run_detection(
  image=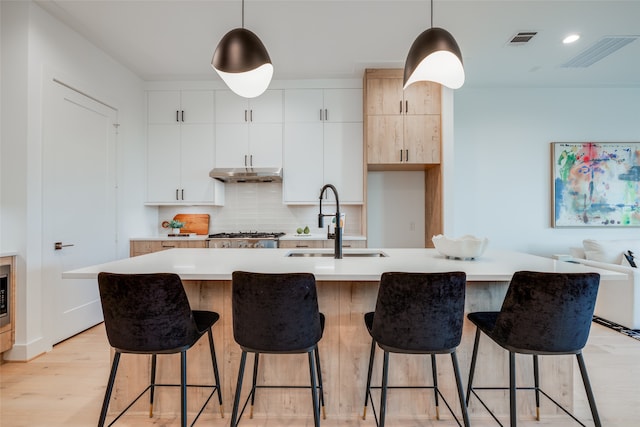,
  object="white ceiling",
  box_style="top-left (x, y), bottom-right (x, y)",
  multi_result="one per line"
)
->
top-left (35, 0), bottom-right (640, 87)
